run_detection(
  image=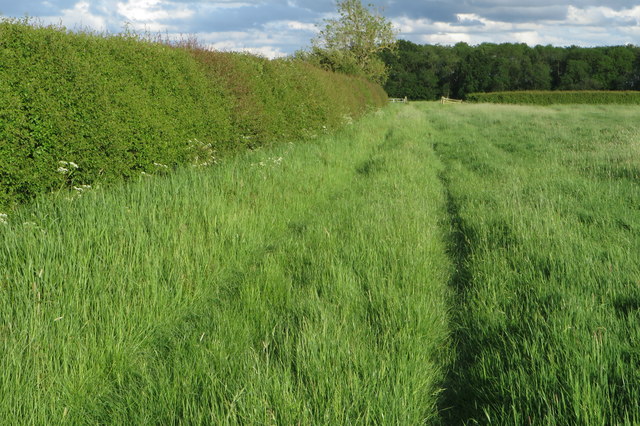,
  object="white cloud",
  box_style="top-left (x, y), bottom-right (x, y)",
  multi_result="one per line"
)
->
top-left (566, 5), bottom-right (640, 26)
top-left (392, 4), bottom-right (640, 48)
top-left (191, 30), bottom-right (289, 58)
top-left (277, 20), bottom-right (317, 32)
top-left (6, 0), bottom-right (640, 55)
top-left (43, 1), bottom-right (109, 30)
top-left (116, 0), bottom-right (193, 22)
